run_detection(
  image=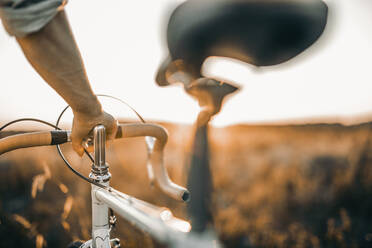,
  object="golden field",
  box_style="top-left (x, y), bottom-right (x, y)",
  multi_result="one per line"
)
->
top-left (0, 121), bottom-right (372, 248)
